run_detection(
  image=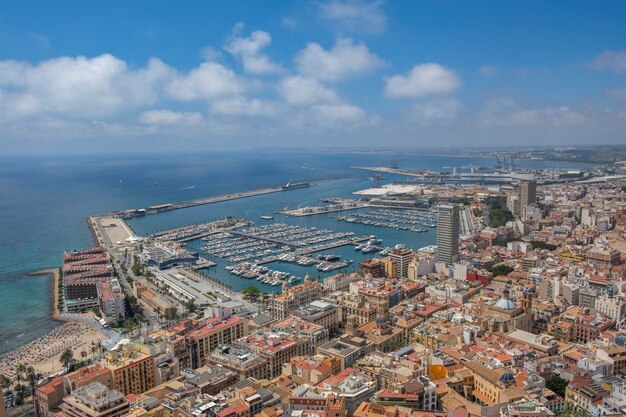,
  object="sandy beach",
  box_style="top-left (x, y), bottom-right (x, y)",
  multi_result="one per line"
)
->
top-left (0, 320), bottom-right (106, 379)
